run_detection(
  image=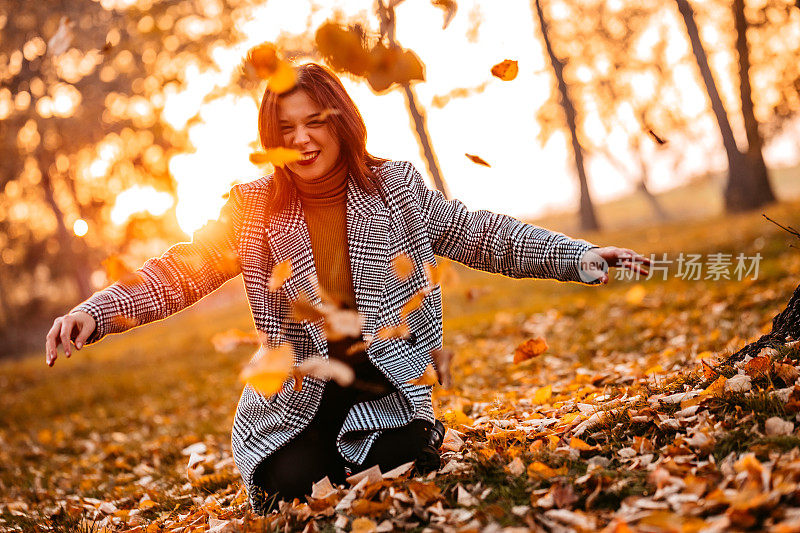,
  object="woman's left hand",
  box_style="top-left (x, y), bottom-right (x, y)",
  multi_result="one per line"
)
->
top-left (587, 246), bottom-right (651, 285)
